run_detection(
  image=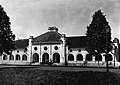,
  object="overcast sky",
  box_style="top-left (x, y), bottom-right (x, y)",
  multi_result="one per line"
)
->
top-left (0, 0), bottom-right (120, 40)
